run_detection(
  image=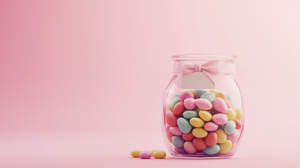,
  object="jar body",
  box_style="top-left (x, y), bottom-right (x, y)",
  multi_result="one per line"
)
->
top-left (162, 55), bottom-right (245, 158)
